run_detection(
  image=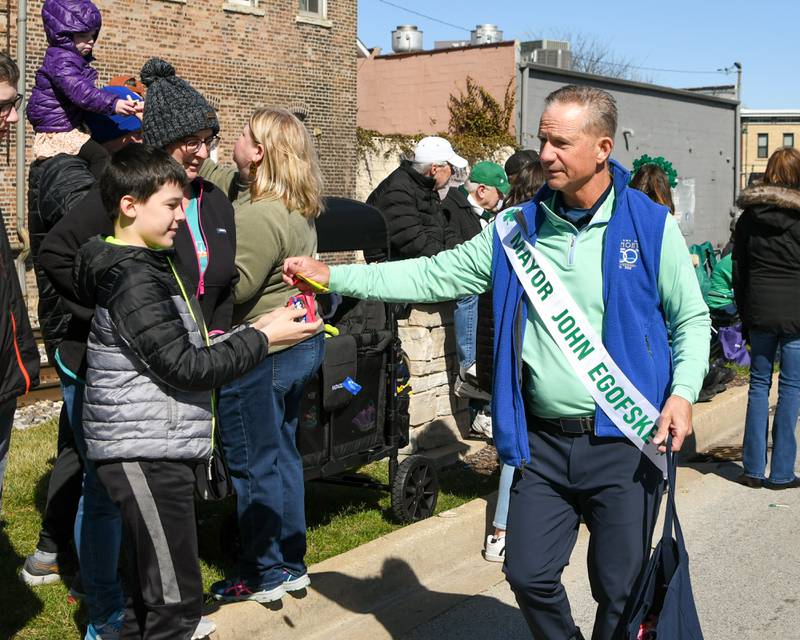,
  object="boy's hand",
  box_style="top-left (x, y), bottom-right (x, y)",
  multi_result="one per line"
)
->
top-left (114, 99), bottom-right (137, 116)
top-left (253, 307), bottom-right (323, 347)
top-left (283, 256), bottom-right (330, 293)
